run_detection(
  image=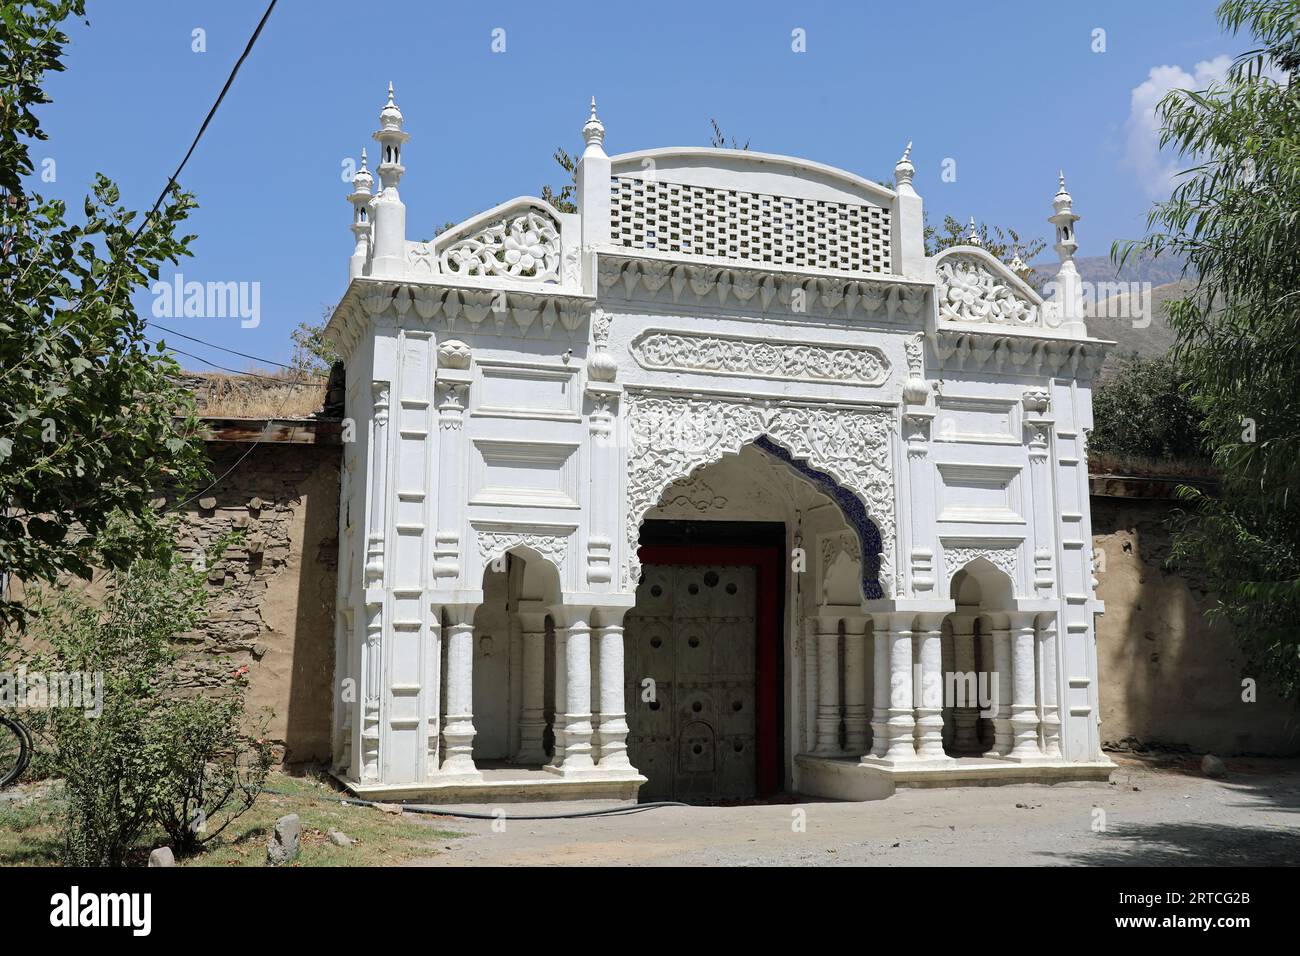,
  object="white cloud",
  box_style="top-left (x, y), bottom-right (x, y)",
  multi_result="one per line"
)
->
top-left (1125, 54), bottom-right (1232, 196)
